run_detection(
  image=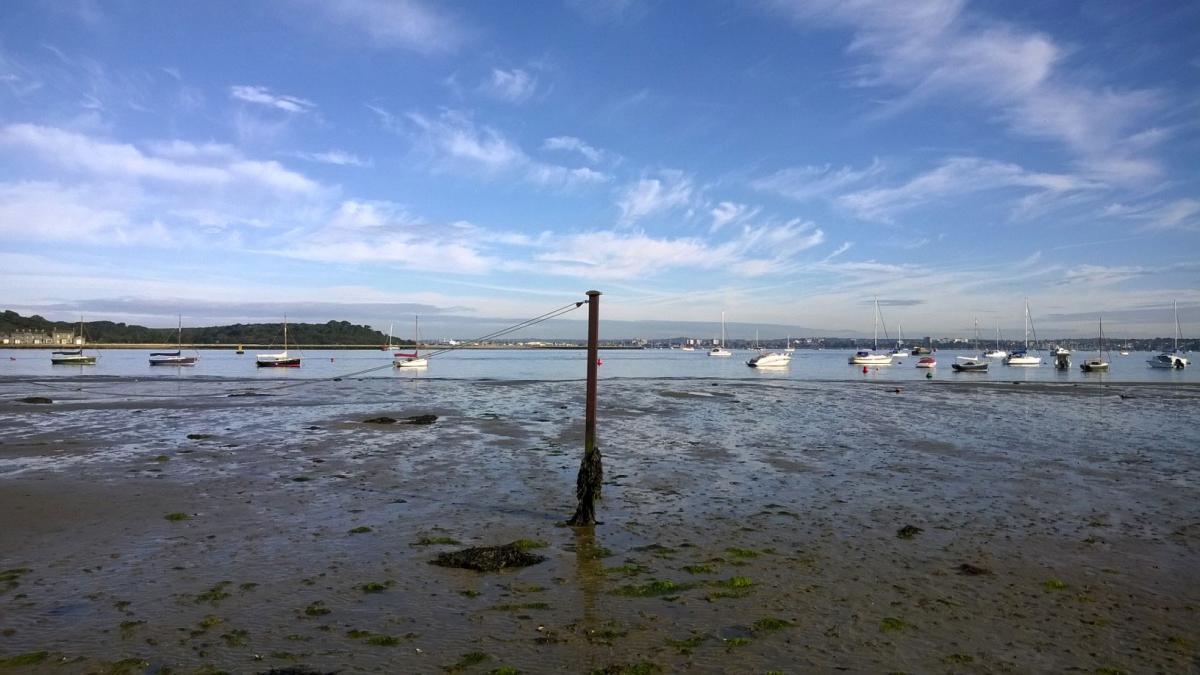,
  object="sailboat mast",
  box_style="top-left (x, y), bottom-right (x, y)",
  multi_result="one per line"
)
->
top-left (414, 315), bottom-right (420, 357)
top-left (873, 297), bottom-right (879, 351)
top-left (283, 315), bottom-right (288, 352)
top-left (1024, 299), bottom-right (1030, 349)
top-left (721, 311), bottom-right (726, 347)
top-left (1171, 299), bottom-right (1180, 353)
